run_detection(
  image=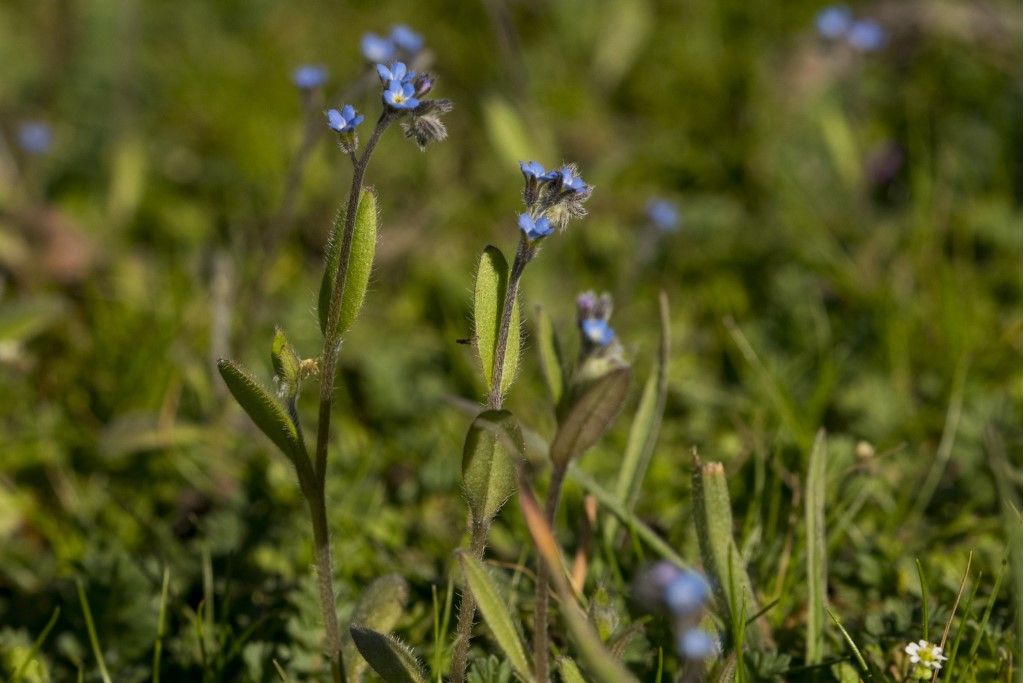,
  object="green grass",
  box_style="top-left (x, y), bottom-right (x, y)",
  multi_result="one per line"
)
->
top-left (0, 0), bottom-right (1020, 681)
